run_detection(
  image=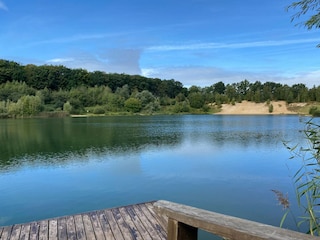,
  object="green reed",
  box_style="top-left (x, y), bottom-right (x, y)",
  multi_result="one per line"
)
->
top-left (275, 119), bottom-right (320, 235)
